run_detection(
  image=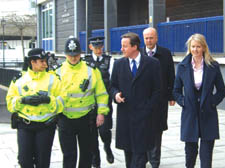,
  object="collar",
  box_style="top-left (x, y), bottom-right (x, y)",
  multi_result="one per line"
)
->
top-left (180, 54), bottom-right (192, 66)
top-left (191, 56), bottom-right (204, 70)
top-left (146, 45), bottom-right (157, 54)
top-left (129, 52), bottom-right (141, 65)
top-left (27, 68), bottom-right (46, 80)
top-left (92, 52), bottom-right (102, 61)
top-left (65, 59), bottom-right (82, 69)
